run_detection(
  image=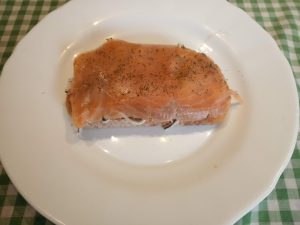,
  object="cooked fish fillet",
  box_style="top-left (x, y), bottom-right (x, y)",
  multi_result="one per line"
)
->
top-left (66, 39), bottom-right (236, 129)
